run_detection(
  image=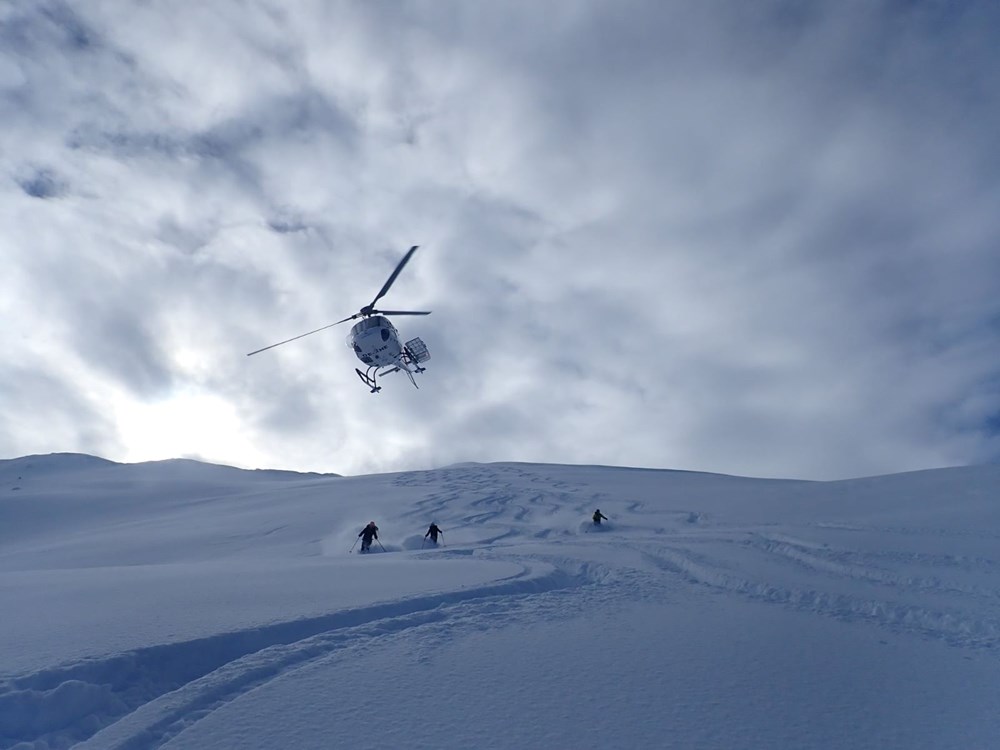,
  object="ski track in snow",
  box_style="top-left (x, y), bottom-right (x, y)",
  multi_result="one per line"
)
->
top-left (638, 540), bottom-right (1000, 652)
top-left (3, 462), bottom-right (1000, 749)
top-left (66, 566), bottom-right (579, 750)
